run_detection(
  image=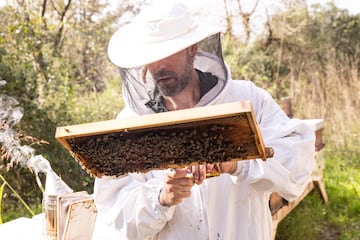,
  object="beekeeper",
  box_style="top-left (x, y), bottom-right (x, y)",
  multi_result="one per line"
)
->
top-left (92, 2), bottom-right (315, 239)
